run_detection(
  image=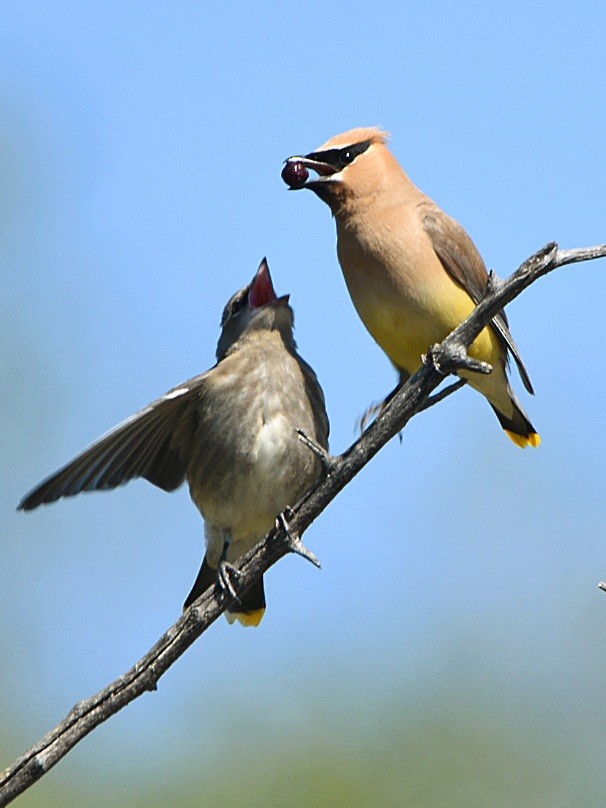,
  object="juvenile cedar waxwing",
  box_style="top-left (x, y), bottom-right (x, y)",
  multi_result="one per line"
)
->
top-left (19, 259), bottom-right (329, 626)
top-left (284, 128), bottom-right (539, 448)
